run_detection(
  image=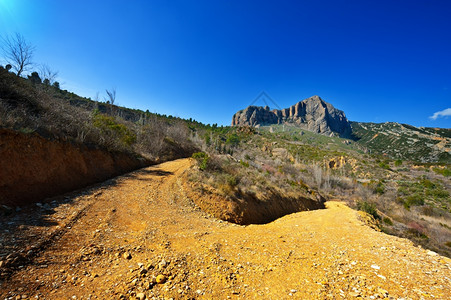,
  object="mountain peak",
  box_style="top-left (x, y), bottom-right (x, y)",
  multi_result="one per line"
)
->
top-left (232, 96), bottom-right (352, 137)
